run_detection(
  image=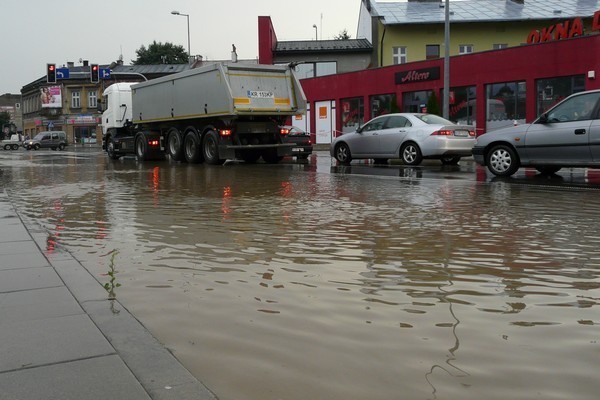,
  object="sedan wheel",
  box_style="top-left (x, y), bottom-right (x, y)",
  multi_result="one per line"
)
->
top-left (334, 143), bottom-right (352, 164)
top-left (486, 145), bottom-right (519, 177)
top-left (401, 142), bottom-right (423, 166)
